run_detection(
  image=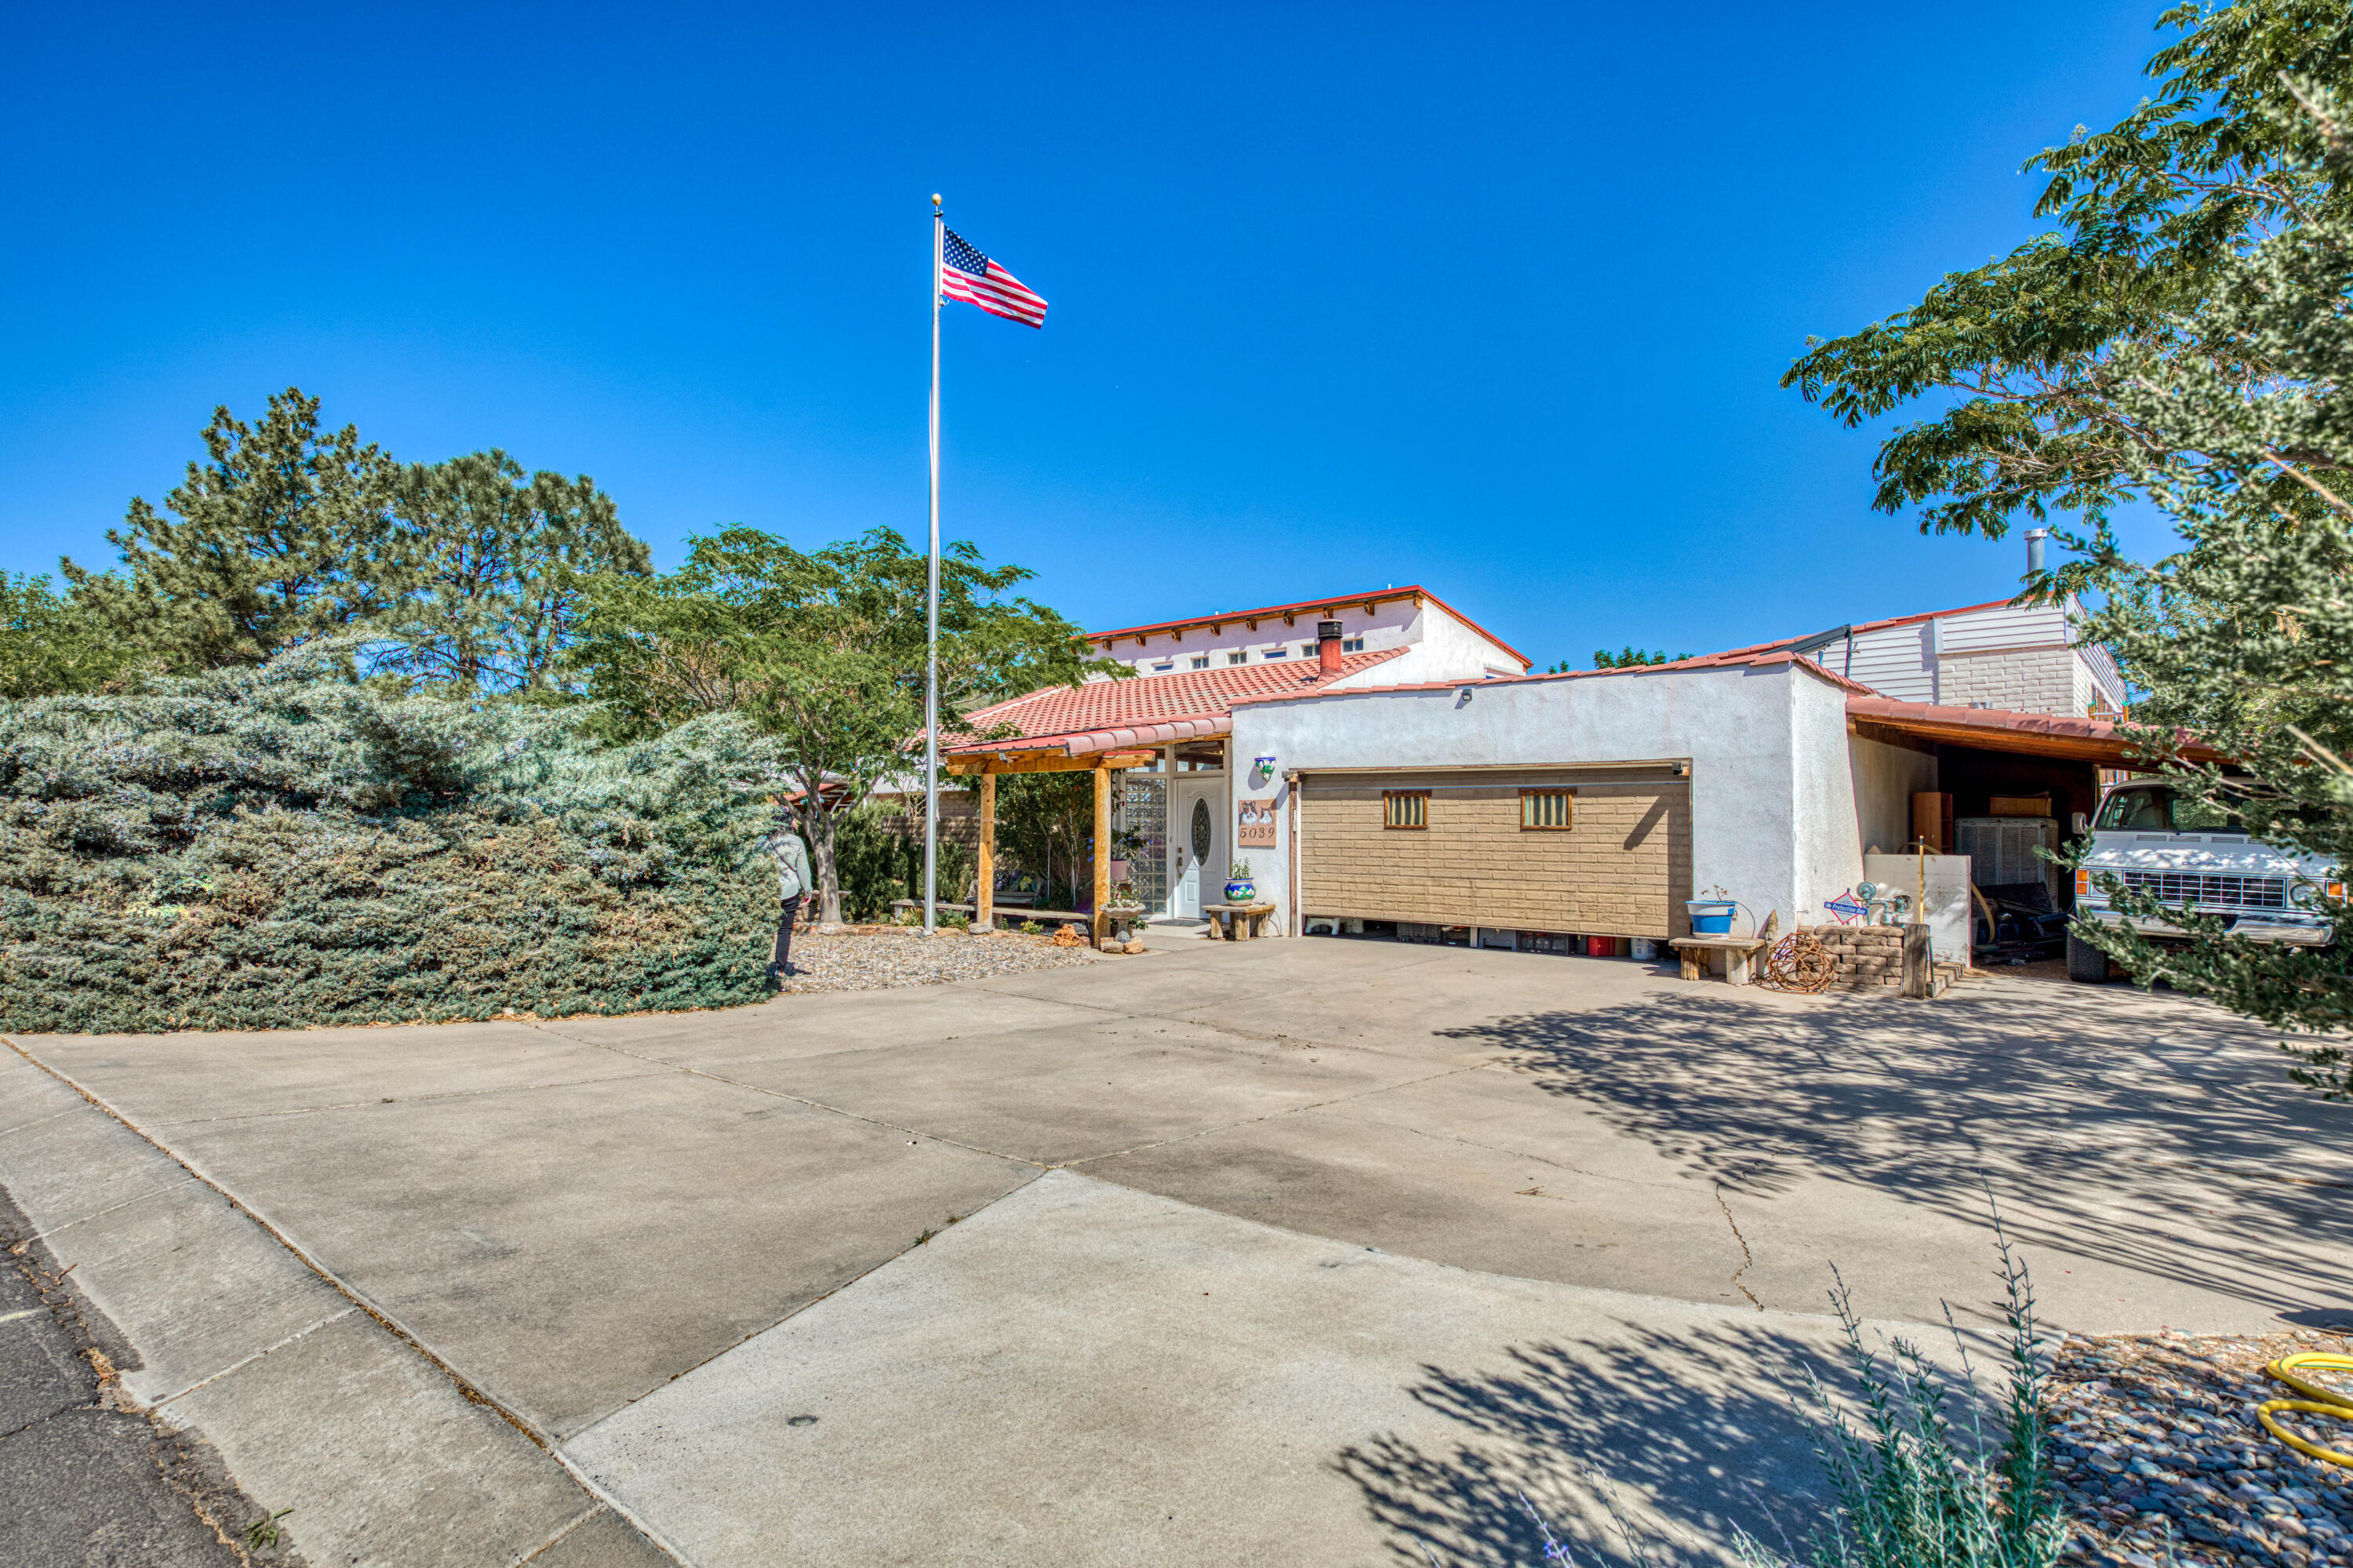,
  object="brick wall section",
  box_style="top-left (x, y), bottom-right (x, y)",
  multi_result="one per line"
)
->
top-left (1301, 770), bottom-right (1690, 938)
top-left (1935, 646), bottom-right (2078, 714)
top-left (1798, 925), bottom-right (1965, 995)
